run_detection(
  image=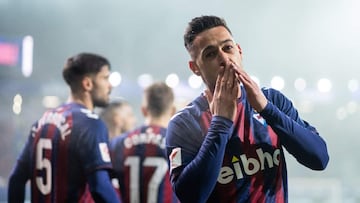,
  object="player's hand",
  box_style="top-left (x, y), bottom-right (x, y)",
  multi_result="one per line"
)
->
top-left (235, 68), bottom-right (268, 112)
top-left (205, 63), bottom-right (239, 122)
